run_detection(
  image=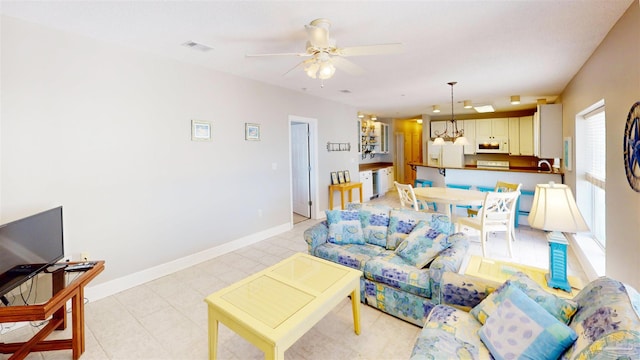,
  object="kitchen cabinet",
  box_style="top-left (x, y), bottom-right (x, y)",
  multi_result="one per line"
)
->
top-left (507, 116), bottom-right (533, 156)
top-left (359, 170), bottom-right (373, 201)
top-left (386, 166), bottom-right (395, 191)
top-left (379, 123), bottom-right (389, 153)
top-left (476, 118), bottom-right (509, 138)
top-left (508, 117), bottom-right (520, 155)
top-left (376, 168), bottom-right (389, 196)
top-left (430, 121), bottom-right (447, 138)
top-left (534, 104), bottom-right (562, 158)
top-left (460, 120), bottom-right (476, 155)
